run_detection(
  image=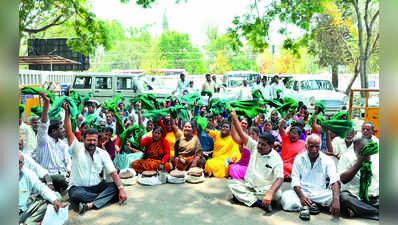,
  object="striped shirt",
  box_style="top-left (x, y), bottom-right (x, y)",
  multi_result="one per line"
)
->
top-left (36, 122), bottom-right (71, 176)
